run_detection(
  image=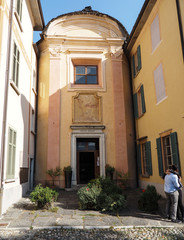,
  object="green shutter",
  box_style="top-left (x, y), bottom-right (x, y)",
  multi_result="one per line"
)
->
top-left (6, 128), bottom-right (16, 179)
top-left (145, 141), bottom-right (152, 176)
top-left (137, 45), bottom-right (142, 71)
top-left (137, 144), bottom-right (142, 175)
top-left (140, 85), bottom-right (146, 114)
top-left (133, 93), bottom-right (138, 119)
top-left (156, 137), bottom-right (164, 176)
top-left (132, 55), bottom-right (136, 77)
top-left (170, 132), bottom-right (181, 175)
